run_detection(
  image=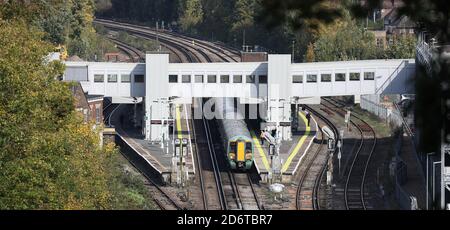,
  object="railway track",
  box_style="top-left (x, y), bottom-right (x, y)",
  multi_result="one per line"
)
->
top-left (191, 99), bottom-right (223, 210)
top-left (194, 98), bottom-right (261, 210)
top-left (104, 101), bottom-right (183, 210)
top-left (322, 97), bottom-right (377, 210)
top-left (295, 105), bottom-right (339, 210)
top-left (201, 110), bottom-right (260, 210)
top-left (107, 38), bottom-right (145, 62)
top-left (95, 19), bottom-right (238, 63)
top-left (103, 98), bottom-right (120, 127)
